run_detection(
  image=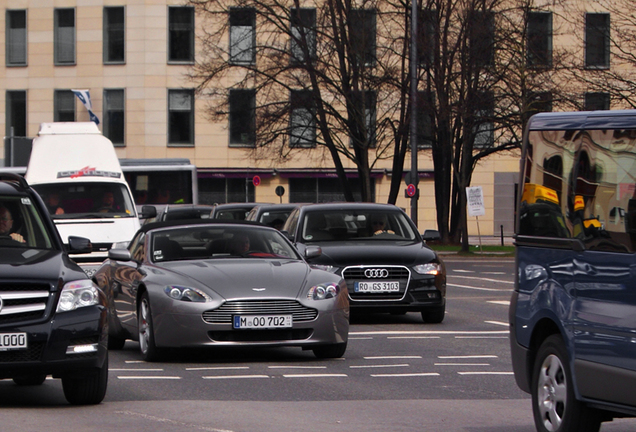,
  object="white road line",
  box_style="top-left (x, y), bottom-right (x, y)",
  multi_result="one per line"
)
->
top-left (283, 374), bottom-right (347, 378)
top-left (452, 270), bottom-right (474, 273)
top-left (268, 365), bottom-right (327, 369)
top-left (110, 368), bottom-right (164, 372)
top-left (350, 364), bottom-right (410, 369)
top-left (352, 330), bottom-right (508, 336)
top-left (371, 373), bottom-right (440, 378)
top-left (438, 355), bottom-right (498, 359)
top-left (455, 336), bottom-right (508, 339)
top-left (117, 376), bottom-right (181, 380)
top-left (349, 337), bottom-right (374, 340)
top-left (186, 366), bottom-right (250, 371)
top-left (485, 320), bottom-right (510, 327)
top-left (449, 275), bottom-right (514, 284)
top-left (434, 363), bottom-right (491, 366)
top-left (387, 336), bottom-right (441, 340)
top-left (125, 360), bottom-right (147, 364)
top-left (203, 375), bottom-right (270, 379)
top-left (488, 300), bottom-right (511, 306)
top-left (457, 372), bottom-right (514, 376)
top-left (447, 283), bottom-right (510, 292)
top-left (364, 355), bottom-right (422, 359)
